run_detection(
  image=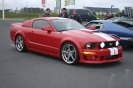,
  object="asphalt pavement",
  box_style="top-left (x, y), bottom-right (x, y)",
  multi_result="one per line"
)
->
top-left (0, 20), bottom-right (133, 88)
